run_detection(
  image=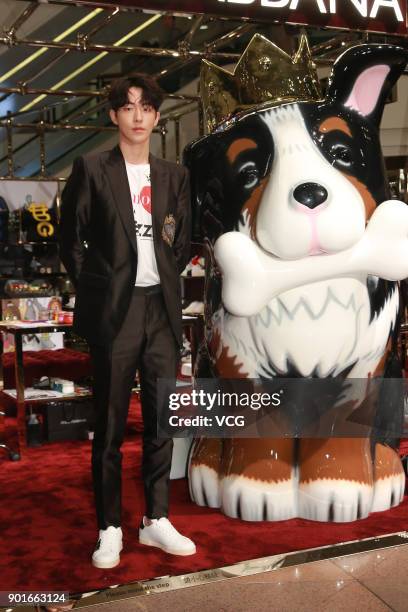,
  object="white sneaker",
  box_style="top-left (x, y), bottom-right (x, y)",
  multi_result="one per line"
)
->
top-left (92, 526), bottom-right (123, 569)
top-left (182, 301), bottom-right (198, 315)
top-left (139, 517), bottom-right (196, 556)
